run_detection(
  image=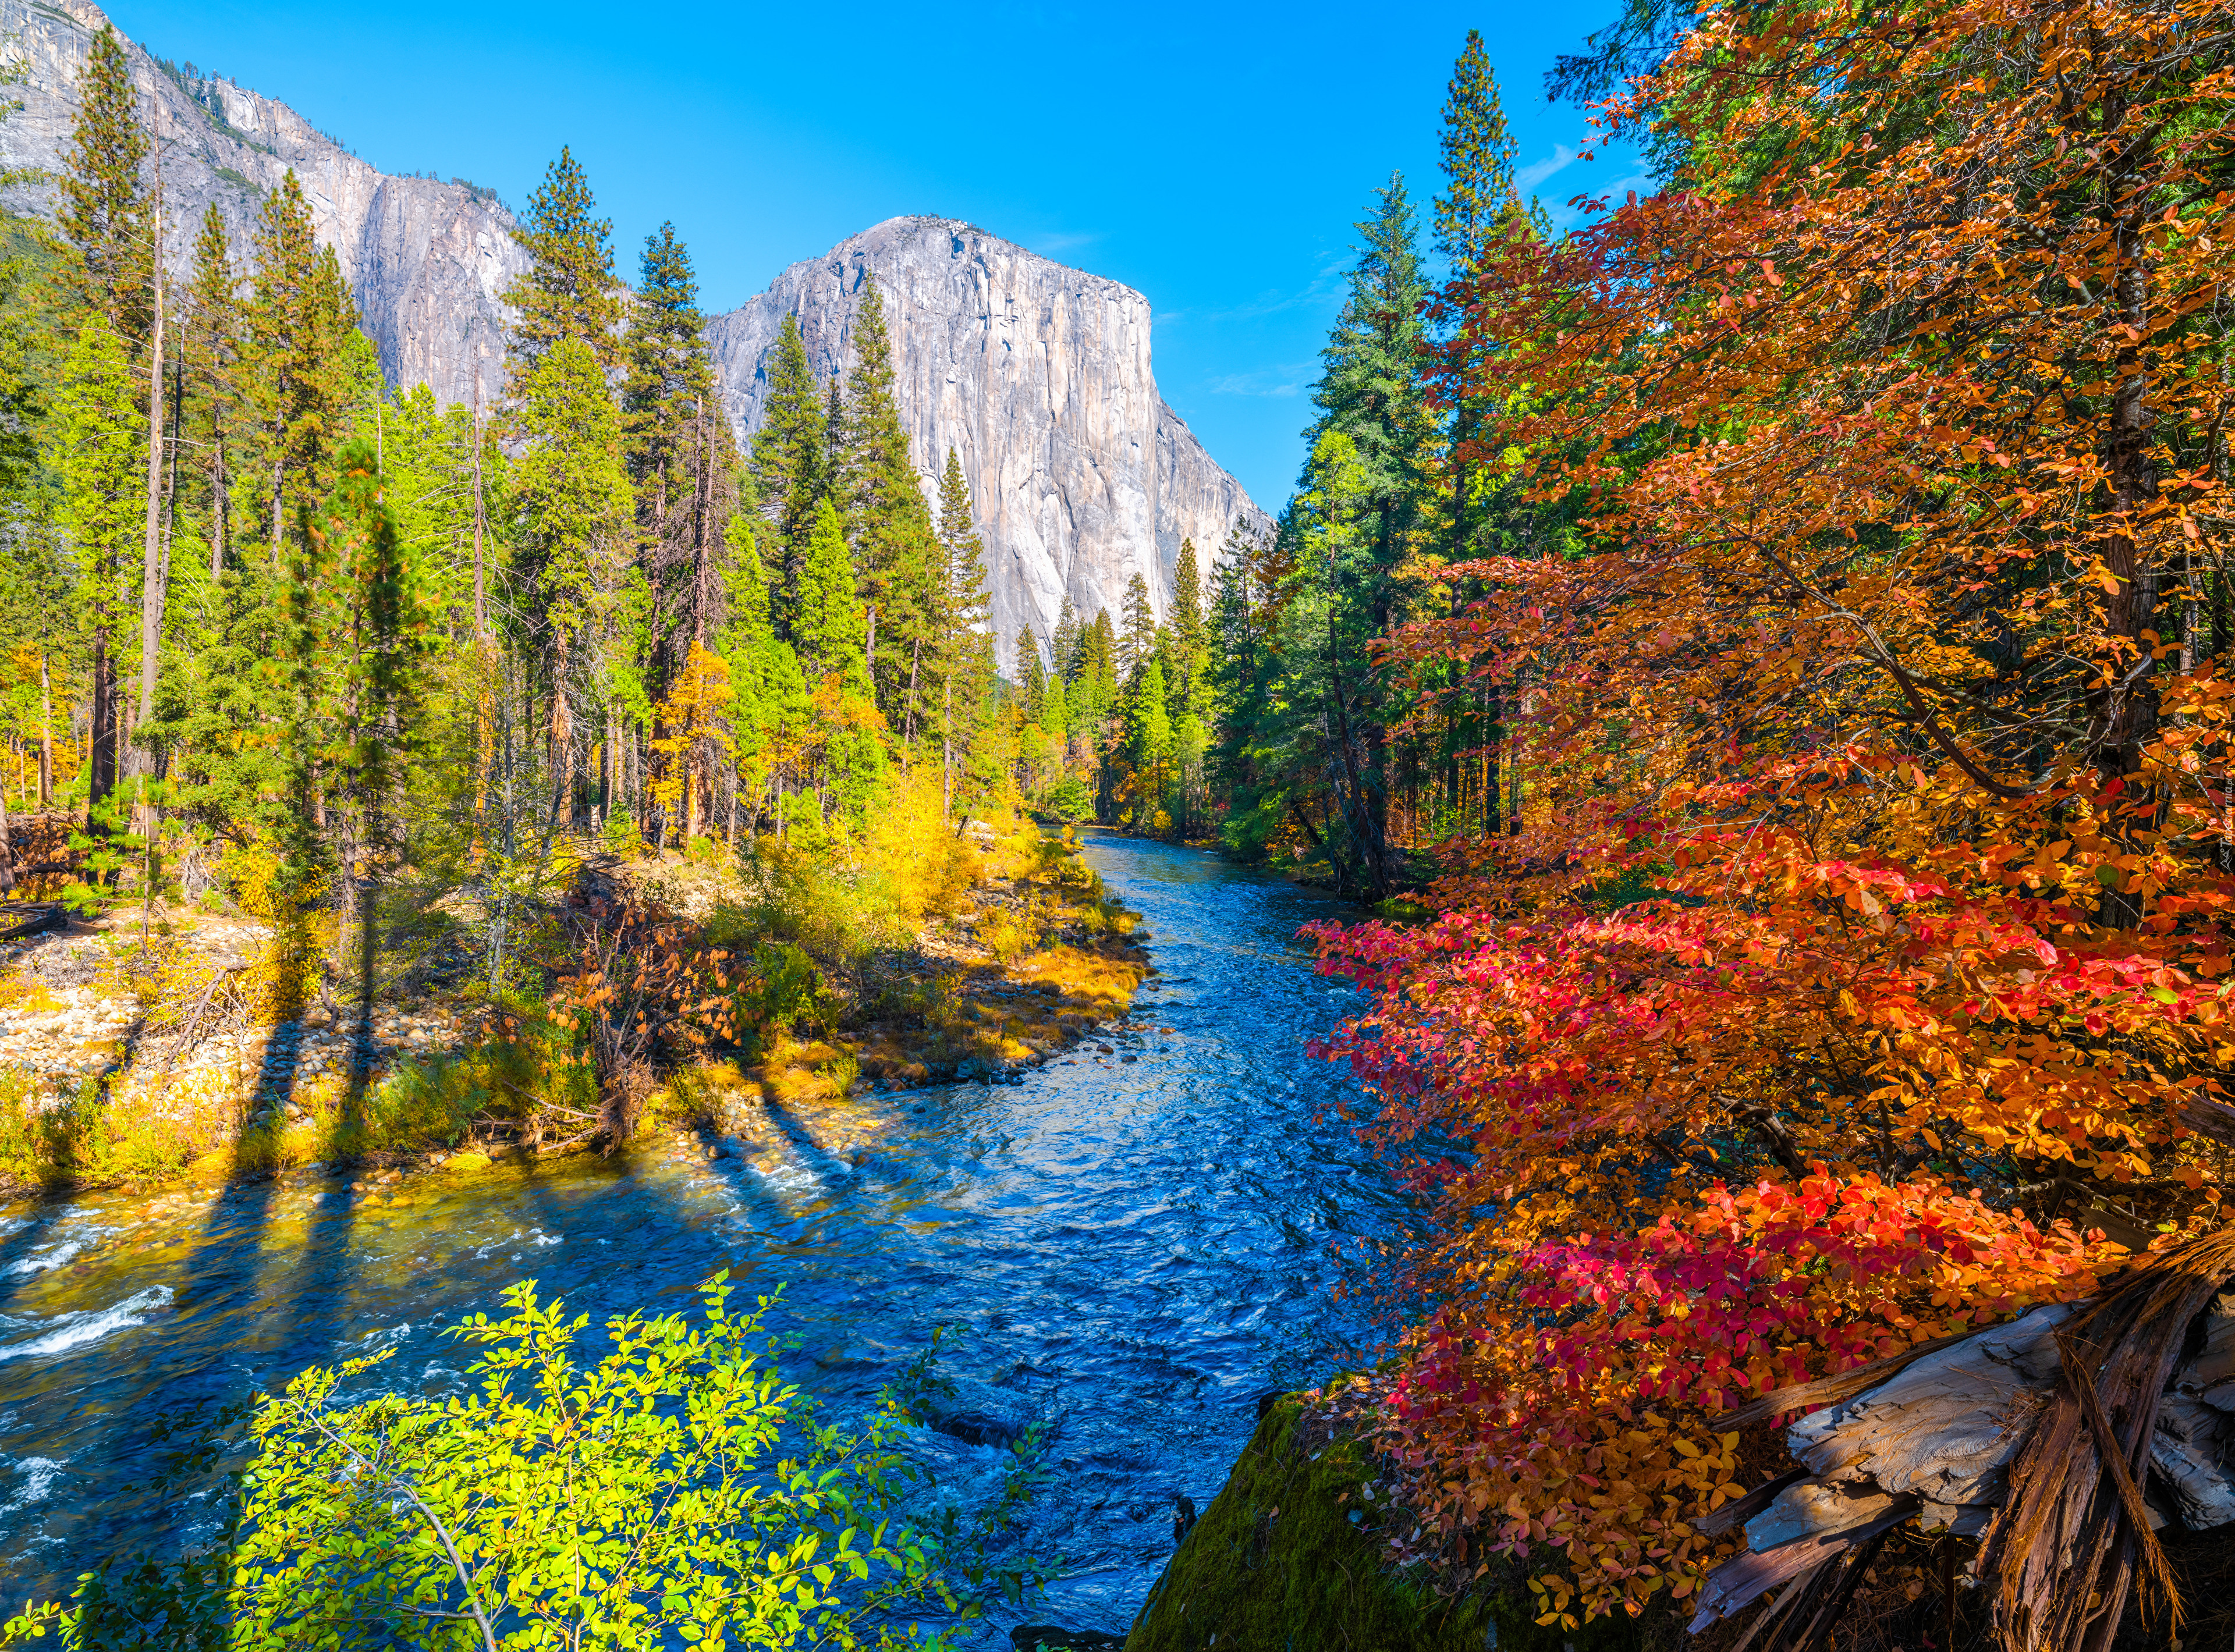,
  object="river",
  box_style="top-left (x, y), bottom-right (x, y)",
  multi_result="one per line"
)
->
top-left (0, 834), bottom-right (1409, 1637)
